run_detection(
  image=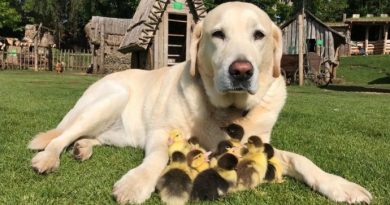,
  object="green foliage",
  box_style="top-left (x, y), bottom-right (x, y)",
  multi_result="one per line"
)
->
top-left (19, 0), bottom-right (141, 47)
top-left (347, 0), bottom-right (390, 16)
top-left (0, 0), bottom-right (22, 30)
top-left (213, 0), bottom-right (293, 23)
top-left (292, 0), bottom-right (348, 22)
